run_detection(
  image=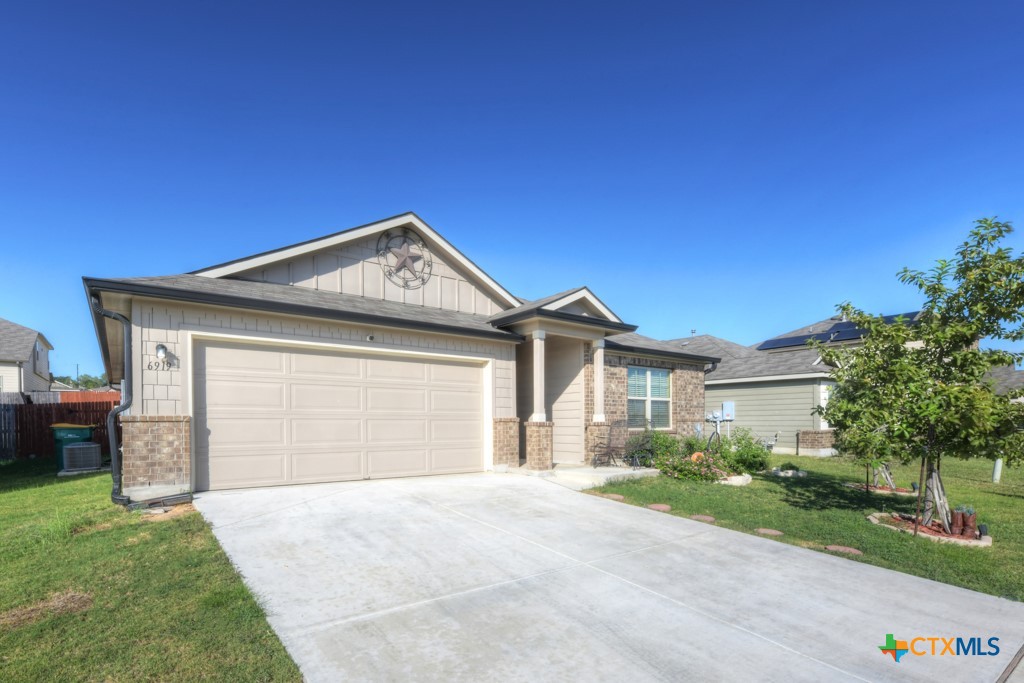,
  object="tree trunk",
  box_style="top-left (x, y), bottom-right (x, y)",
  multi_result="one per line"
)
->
top-left (914, 455), bottom-right (927, 537)
top-left (922, 458), bottom-right (952, 533)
